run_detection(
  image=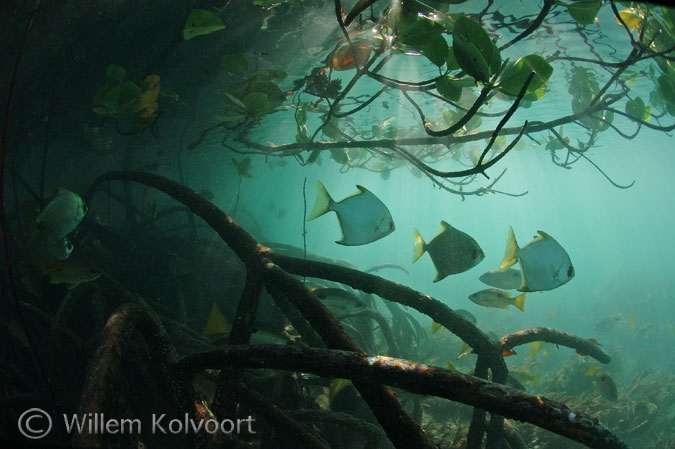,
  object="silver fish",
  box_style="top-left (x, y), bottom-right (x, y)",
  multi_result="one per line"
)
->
top-left (479, 268), bottom-right (522, 290)
top-left (469, 288), bottom-right (526, 311)
top-left (36, 187), bottom-right (87, 239)
top-left (498, 226), bottom-right (574, 292)
top-left (413, 221), bottom-right (484, 282)
top-left (307, 181), bottom-right (395, 246)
